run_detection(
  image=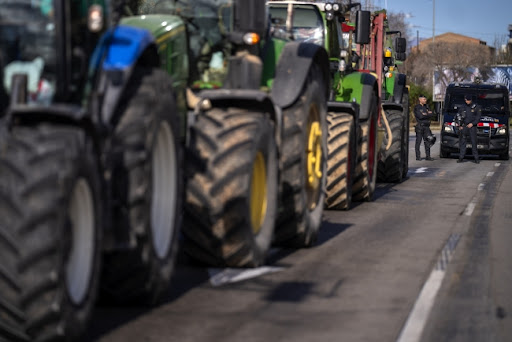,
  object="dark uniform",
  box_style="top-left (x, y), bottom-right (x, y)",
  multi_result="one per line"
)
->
top-left (414, 101), bottom-right (434, 160)
top-left (457, 99), bottom-right (482, 163)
